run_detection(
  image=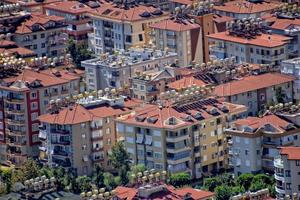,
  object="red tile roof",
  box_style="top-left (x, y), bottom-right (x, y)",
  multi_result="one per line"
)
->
top-left (214, 73), bottom-right (295, 97)
top-left (89, 3), bottom-right (167, 22)
top-left (0, 40), bottom-right (16, 48)
top-left (280, 147), bottom-right (300, 160)
top-left (168, 76), bottom-right (207, 90)
top-left (263, 14), bottom-right (300, 30)
top-left (208, 31), bottom-right (291, 48)
top-left (169, 0), bottom-right (194, 5)
top-left (118, 98), bottom-right (246, 129)
top-left (150, 18), bottom-right (200, 32)
top-left (233, 114), bottom-right (292, 133)
top-left (213, 14), bottom-right (233, 24)
top-left (38, 104), bottom-right (94, 125)
top-left (38, 98), bottom-right (141, 125)
top-left (3, 68), bottom-right (82, 88)
top-left (15, 13), bottom-right (65, 34)
top-left (115, 185), bottom-right (215, 200)
top-left (213, 0), bottom-right (280, 14)
top-left (44, 1), bottom-right (92, 15)
top-left (9, 47), bottom-right (36, 57)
